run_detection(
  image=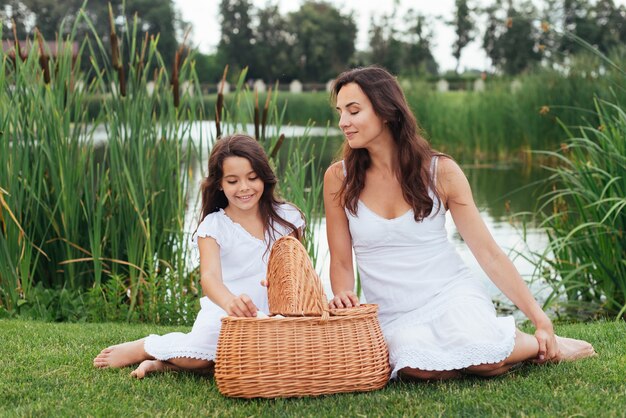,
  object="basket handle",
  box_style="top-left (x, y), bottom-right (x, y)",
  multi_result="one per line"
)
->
top-left (266, 236), bottom-right (329, 317)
